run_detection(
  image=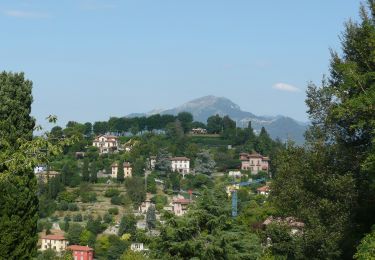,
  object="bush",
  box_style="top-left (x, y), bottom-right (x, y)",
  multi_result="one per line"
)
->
top-left (57, 191), bottom-right (78, 203)
top-left (81, 192), bottom-right (97, 203)
top-left (104, 189), bottom-right (120, 198)
top-left (68, 203), bottom-right (79, 211)
top-left (73, 213), bottom-right (83, 222)
top-left (57, 201), bottom-right (69, 211)
top-left (108, 208), bottom-right (119, 215)
top-left (103, 213), bottom-right (113, 224)
top-left (110, 195), bottom-right (123, 205)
